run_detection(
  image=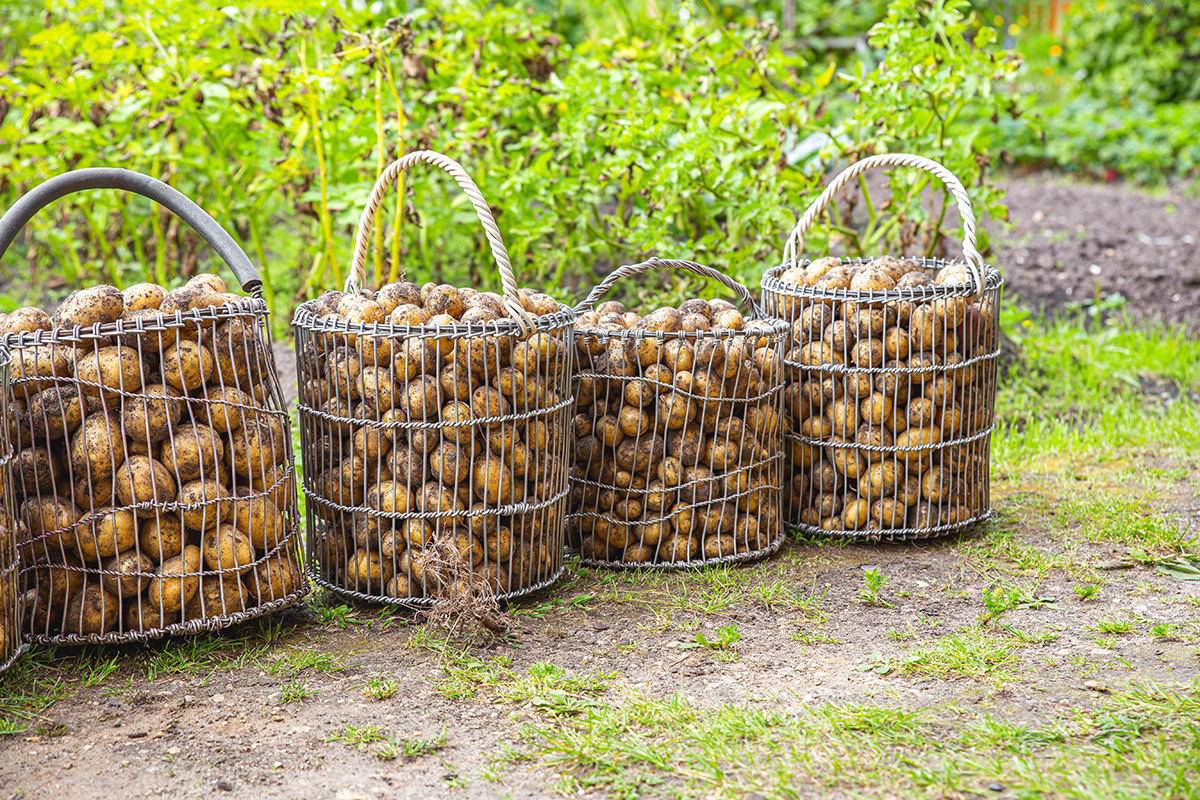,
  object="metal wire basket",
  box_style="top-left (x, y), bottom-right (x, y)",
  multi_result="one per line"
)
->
top-left (0, 169), bottom-right (307, 644)
top-left (567, 258), bottom-right (789, 568)
top-left (760, 154), bottom-right (1004, 541)
top-left (0, 348), bottom-right (21, 670)
top-left (294, 150), bottom-right (575, 605)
